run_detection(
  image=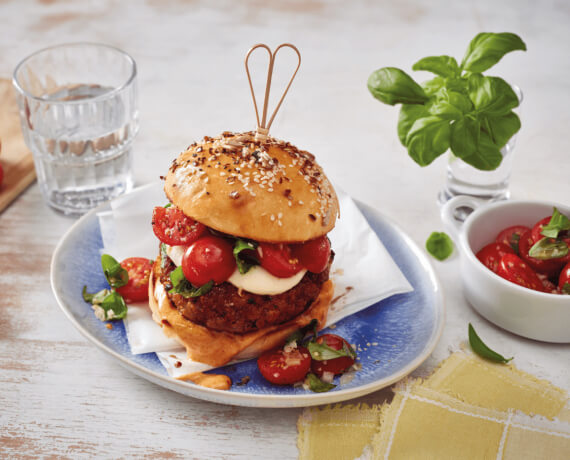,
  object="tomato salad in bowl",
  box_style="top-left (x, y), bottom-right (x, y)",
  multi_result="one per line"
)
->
top-left (442, 197), bottom-right (570, 343)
